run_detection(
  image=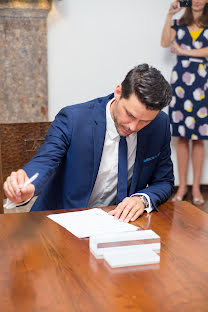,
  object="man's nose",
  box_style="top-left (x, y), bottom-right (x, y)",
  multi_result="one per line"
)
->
top-left (129, 121), bottom-right (141, 132)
